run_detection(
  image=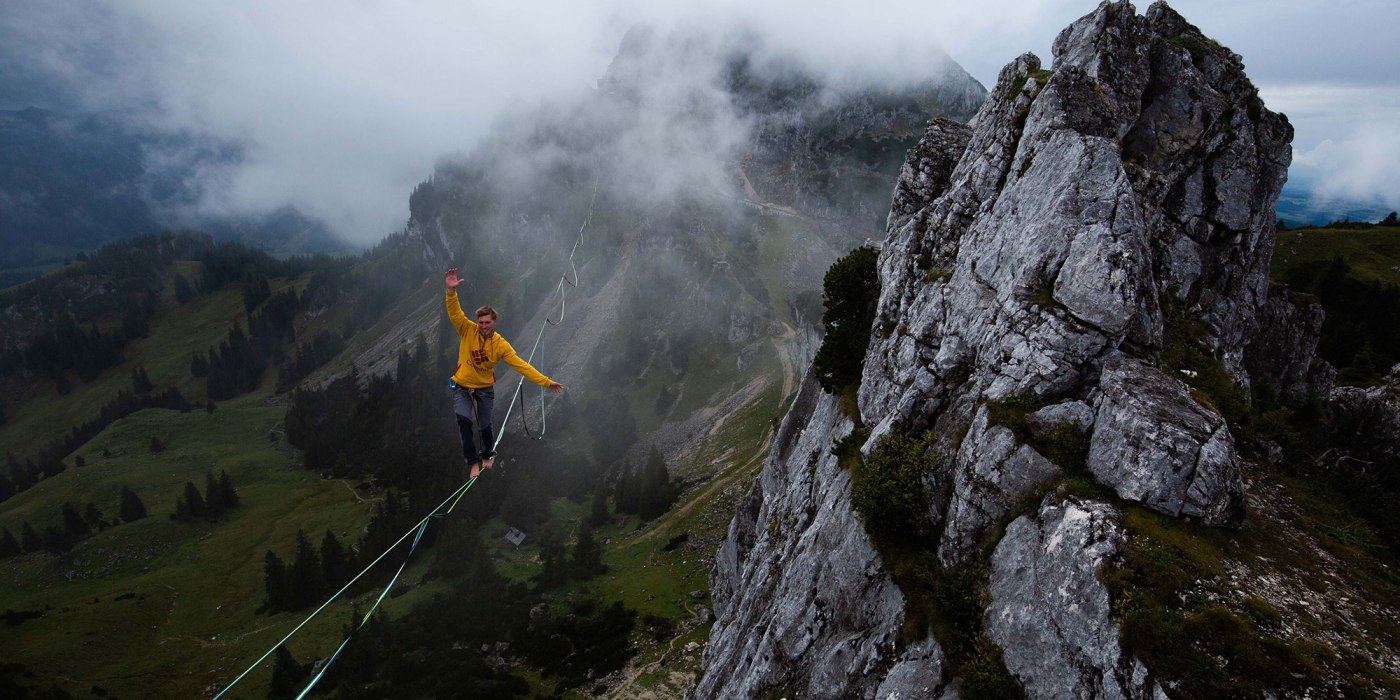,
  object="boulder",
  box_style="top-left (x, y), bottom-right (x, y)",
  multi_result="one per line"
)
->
top-left (986, 497), bottom-right (1165, 700)
top-left (1088, 356), bottom-right (1245, 526)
